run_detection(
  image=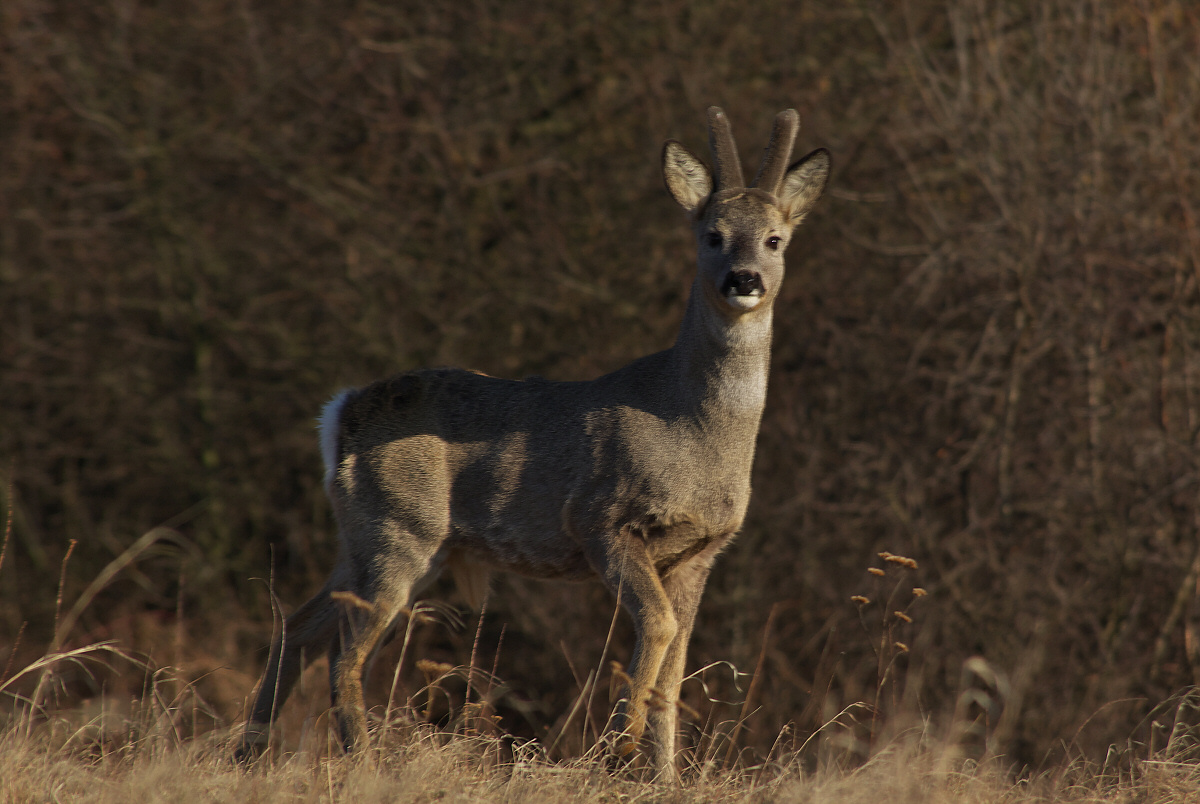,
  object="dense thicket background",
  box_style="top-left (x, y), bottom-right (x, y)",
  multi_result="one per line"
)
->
top-left (3, 0), bottom-right (1200, 771)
